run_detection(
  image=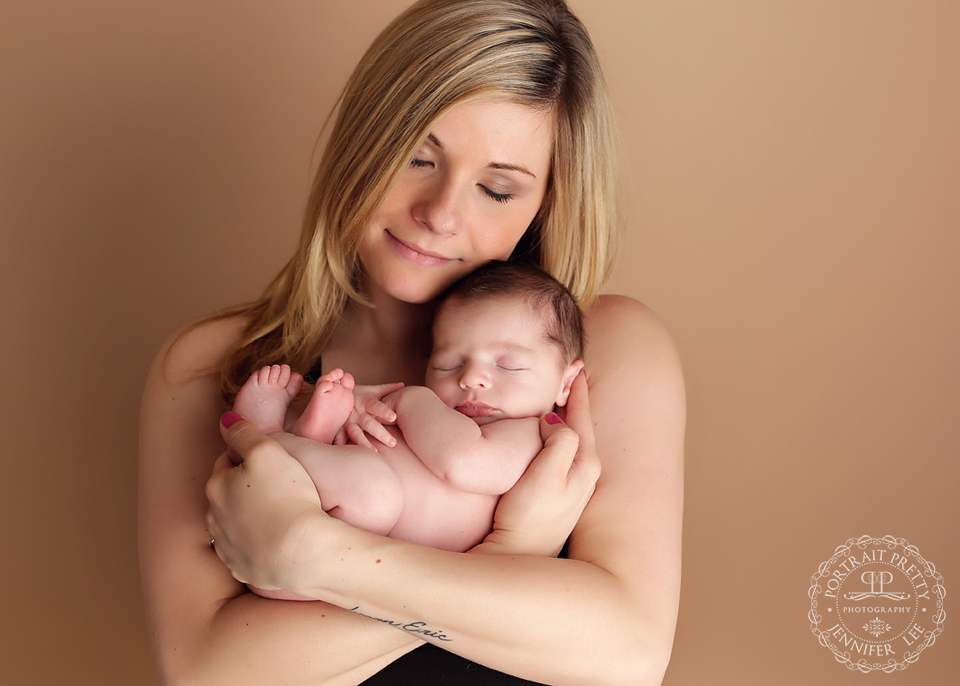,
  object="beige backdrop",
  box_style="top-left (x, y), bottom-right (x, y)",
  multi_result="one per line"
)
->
top-left (1, 1), bottom-right (956, 684)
